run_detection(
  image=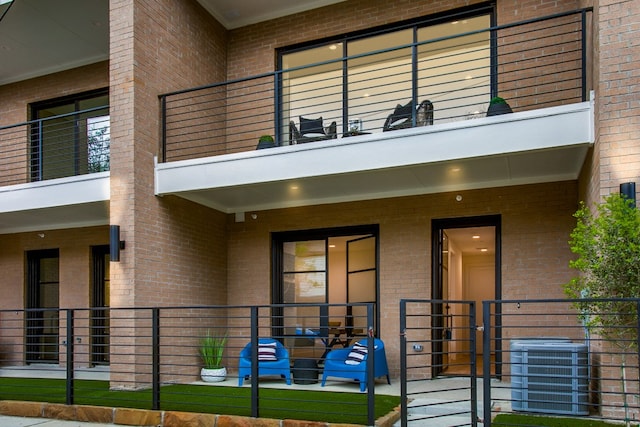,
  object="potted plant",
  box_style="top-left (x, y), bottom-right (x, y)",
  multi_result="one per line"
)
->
top-left (486, 96), bottom-right (513, 116)
top-left (199, 330), bottom-right (228, 382)
top-left (256, 134), bottom-right (275, 149)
